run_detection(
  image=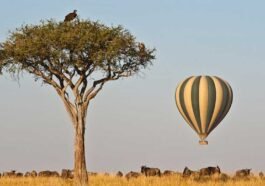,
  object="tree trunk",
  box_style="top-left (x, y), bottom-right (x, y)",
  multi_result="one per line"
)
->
top-left (74, 114), bottom-right (88, 186)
